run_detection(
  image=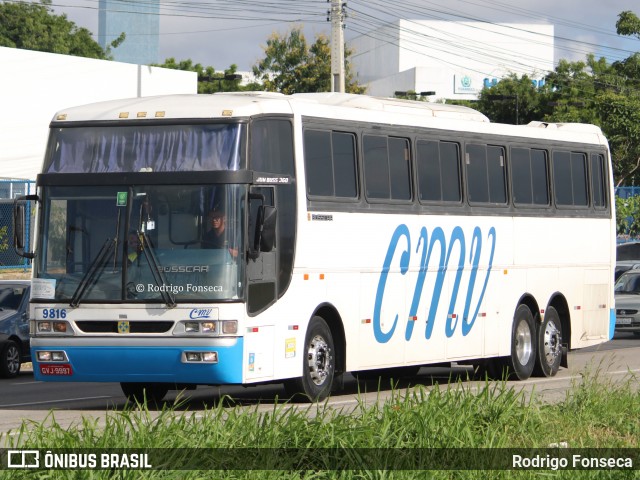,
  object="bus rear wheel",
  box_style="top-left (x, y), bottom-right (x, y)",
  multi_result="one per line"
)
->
top-left (284, 316), bottom-right (335, 402)
top-left (505, 304), bottom-right (537, 380)
top-left (533, 307), bottom-right (563, 377)
top-left (120, 382), bottom-right (169, 404)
